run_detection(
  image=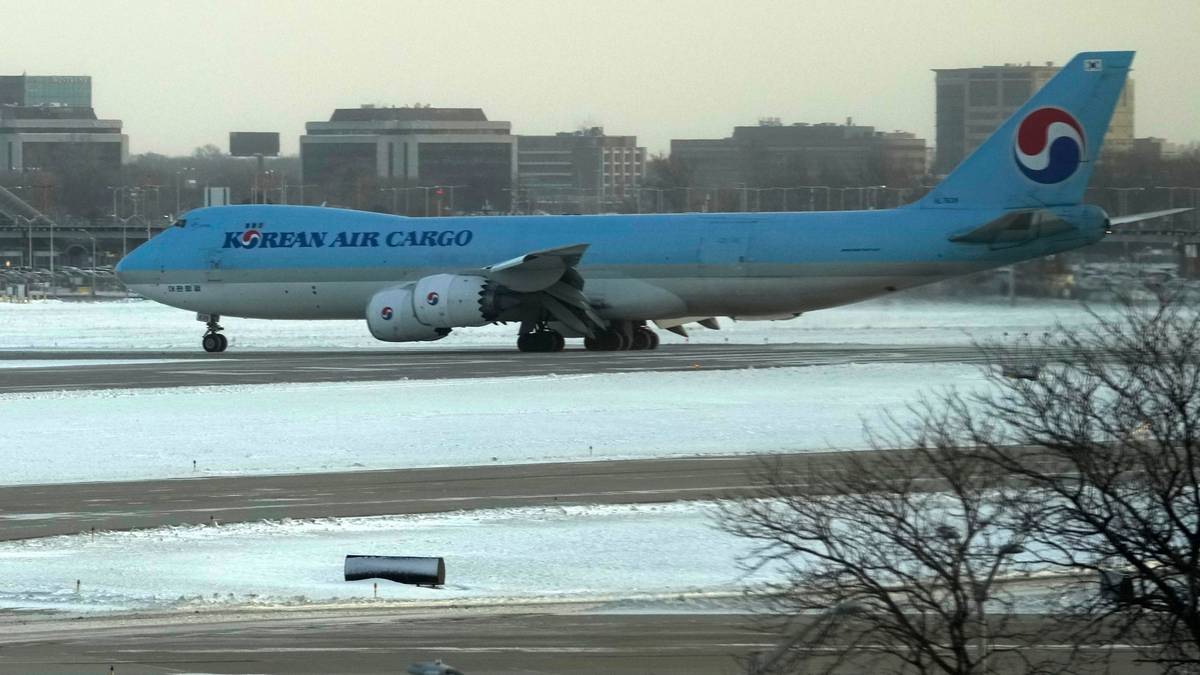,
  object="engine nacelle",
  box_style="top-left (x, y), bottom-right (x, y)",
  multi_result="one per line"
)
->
top-left (367, 274), bottom-right (515, 343)
top-left (366, 285), bottom-right (450, 342)
top-left (412, 274), bottom-right (492, 327)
